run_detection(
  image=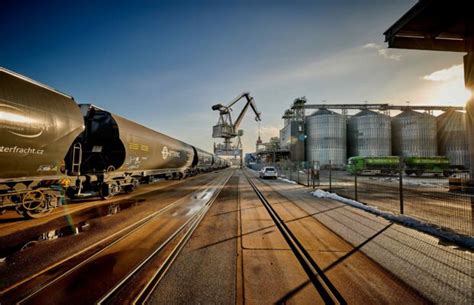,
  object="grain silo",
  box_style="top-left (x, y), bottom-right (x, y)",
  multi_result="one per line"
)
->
top-left (437, 109), bottom-right (470, 168)
top-left (306, 108), bottom-right (346, 168)
top-left (392, 110), bottom-right (437, 157)
top-left (347, 109), bottom-right (391, 157)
